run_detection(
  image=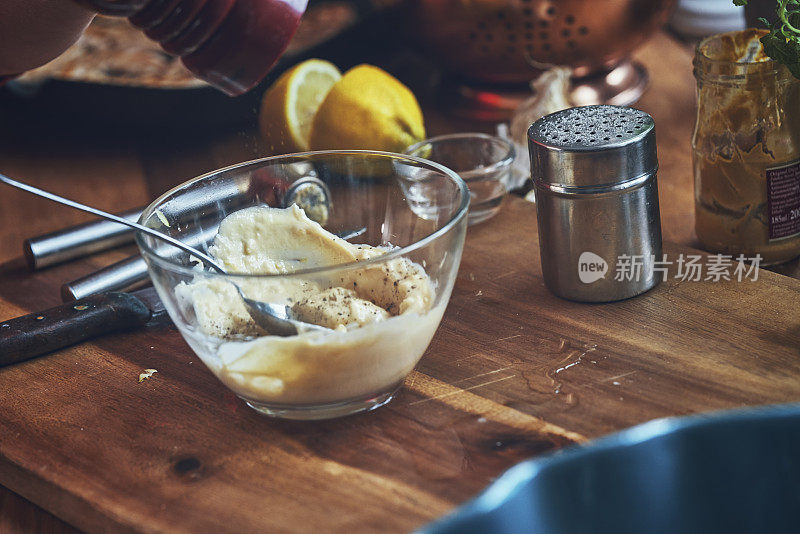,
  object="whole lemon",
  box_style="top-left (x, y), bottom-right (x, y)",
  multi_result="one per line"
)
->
top-left (309, 65), bottom-right (426, 152)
